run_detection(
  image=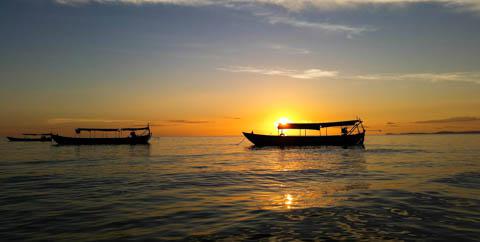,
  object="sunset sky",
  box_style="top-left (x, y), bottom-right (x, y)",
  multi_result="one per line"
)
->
top-left (1, 0), bottom-right (480, 136)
